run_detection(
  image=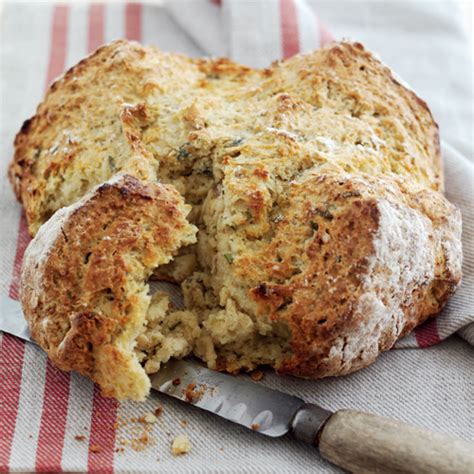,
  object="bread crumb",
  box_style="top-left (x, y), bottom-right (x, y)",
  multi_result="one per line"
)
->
top-left (90, 444), bottom-right (101, 453)
top-left (114, 414), bottom-right (156, 452)
top-left (183, 382), bottom-right (203, 403)
top-left (171, 434), bottom-right (191, 455)
top-left (250, 370), bottom-right (264, 381)
top-left (132, 415), bottom-right (154, 424)
top-left (74, 435), bottom-right (86, 442)
top-left (172, 378), bottom-right (181, 386)
top-left (154, 406), bottom-right (164, 417)
top-left (251, 423), bottom-right (260, 431)
top-left (143, 412), bottom-right (158, 424)
top-left (180, 419), bottom-right (188, 427)
top-left (131, 431), bottom-right (153, 452)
